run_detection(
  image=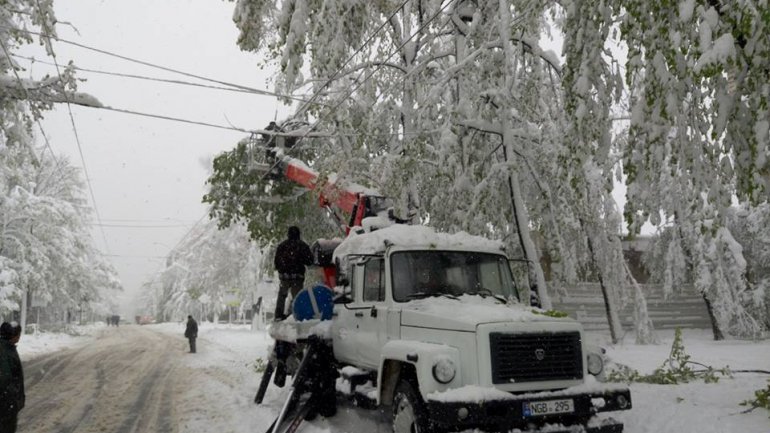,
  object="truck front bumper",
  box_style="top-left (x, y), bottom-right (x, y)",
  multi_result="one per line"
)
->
top-left (425, 388), bottom-right (631, 432)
